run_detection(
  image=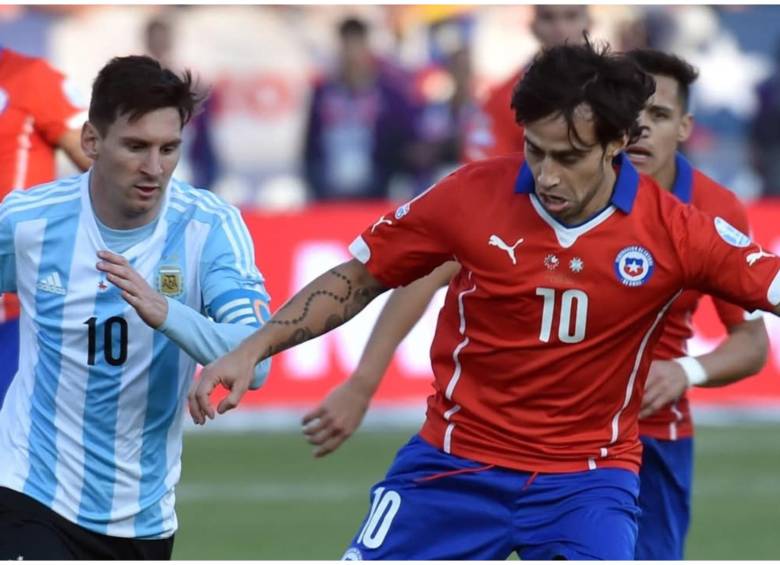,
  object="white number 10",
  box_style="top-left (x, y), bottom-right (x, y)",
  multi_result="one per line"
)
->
top-left (536, 288), bottom-right (588, 344)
